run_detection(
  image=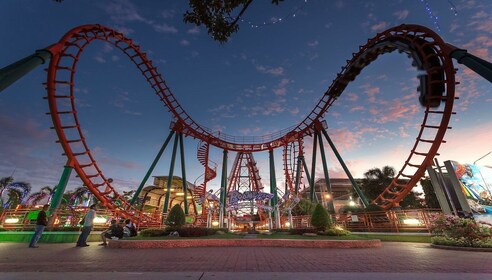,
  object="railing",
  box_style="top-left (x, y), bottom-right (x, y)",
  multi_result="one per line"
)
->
top-left (1, 207), bottom-right (118, 231)
top-left (1, 207), bottom-right (441, 233)
top-left (336, 209), bottom-right (441, 233)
